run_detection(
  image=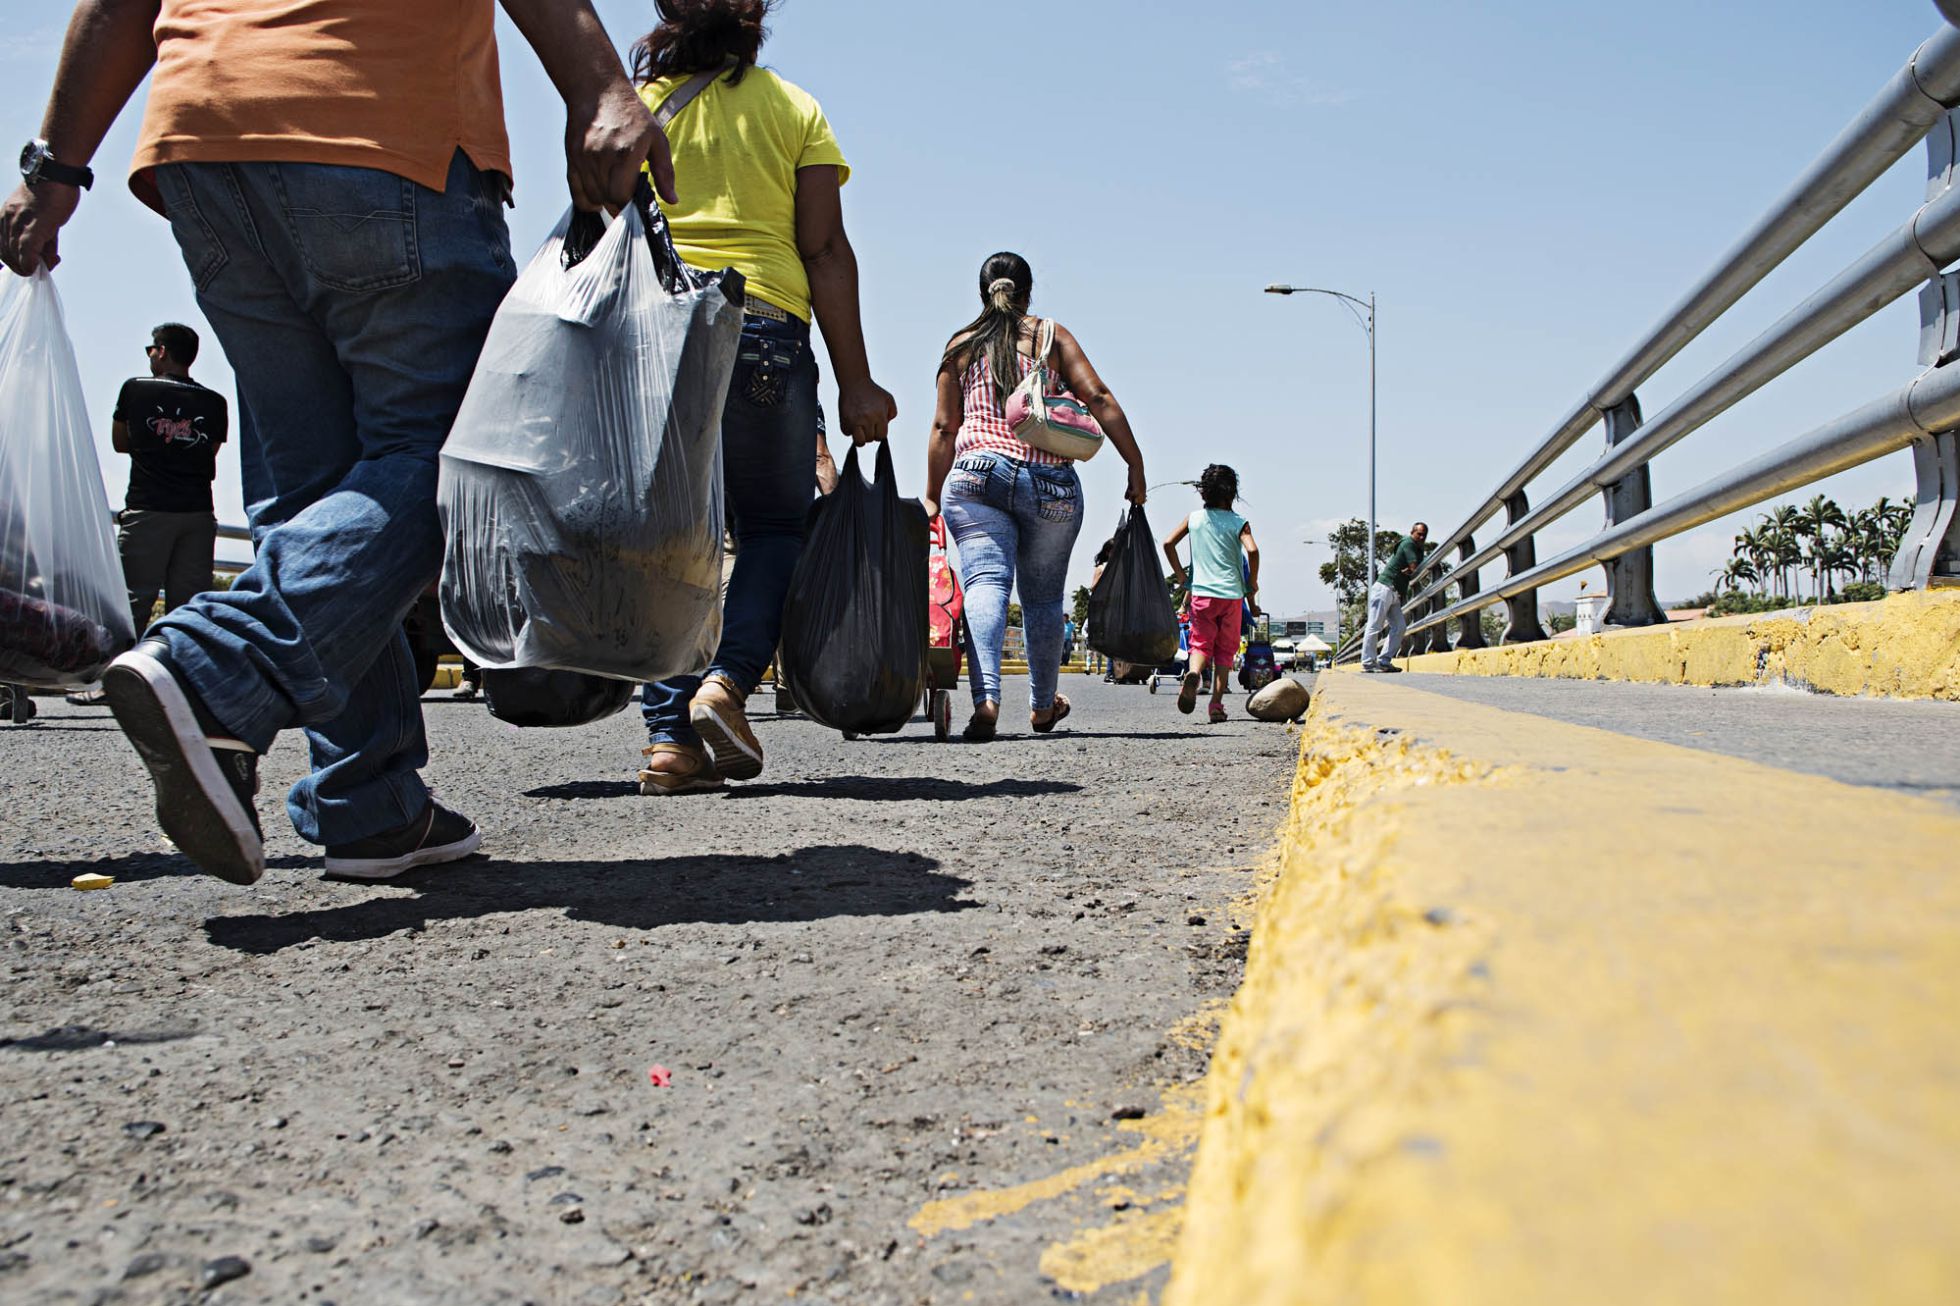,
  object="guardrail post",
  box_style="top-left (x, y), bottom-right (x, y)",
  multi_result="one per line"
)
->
top-left (1895, 270), bottom-right (1960, 587)
top-left (1453, 536), bottom-right (1487, 649)
top-left (1408, 599), bottom-right (1445, 655)
top-left (1500, 491), bottom-right (1548, 643)
top-left (1597, 395), bottom-right (1668, 626)
top-left (1893, 119), bottom-right (1960, 589)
